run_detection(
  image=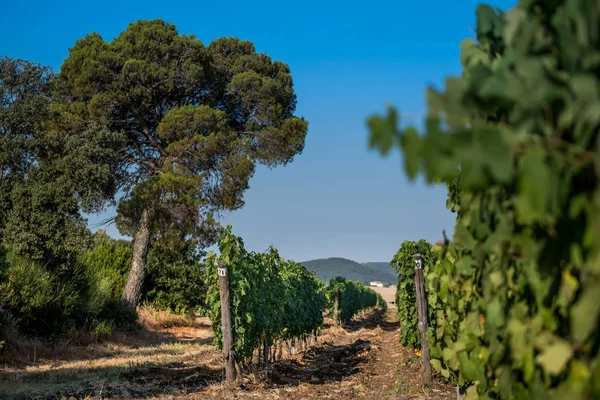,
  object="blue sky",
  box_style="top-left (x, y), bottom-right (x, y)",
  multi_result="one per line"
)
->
top-left (1, 0), bottom-right (515, 263)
